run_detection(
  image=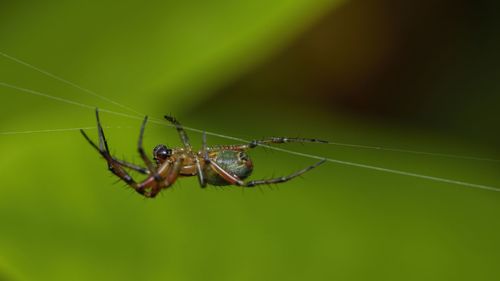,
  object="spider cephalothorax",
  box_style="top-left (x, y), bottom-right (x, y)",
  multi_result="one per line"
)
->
top-left (81, 109), bottom-right (326, 198)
